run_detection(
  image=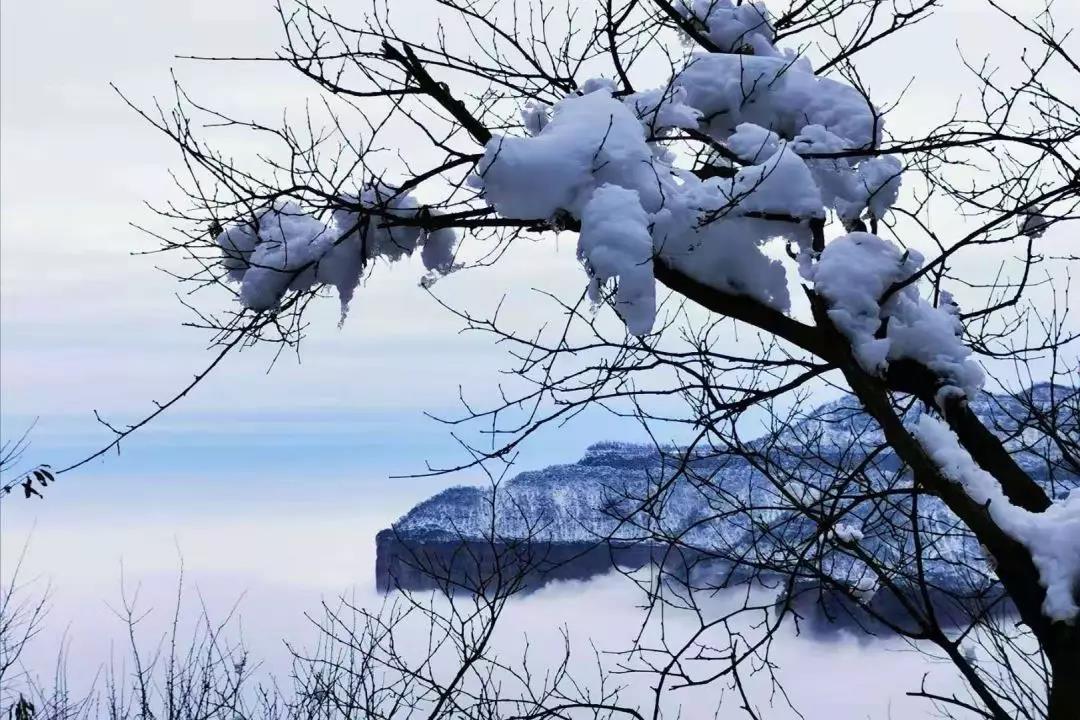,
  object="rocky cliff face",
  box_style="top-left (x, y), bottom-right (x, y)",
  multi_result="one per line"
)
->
top-left (377, 384), bottom-right (1077, 602)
